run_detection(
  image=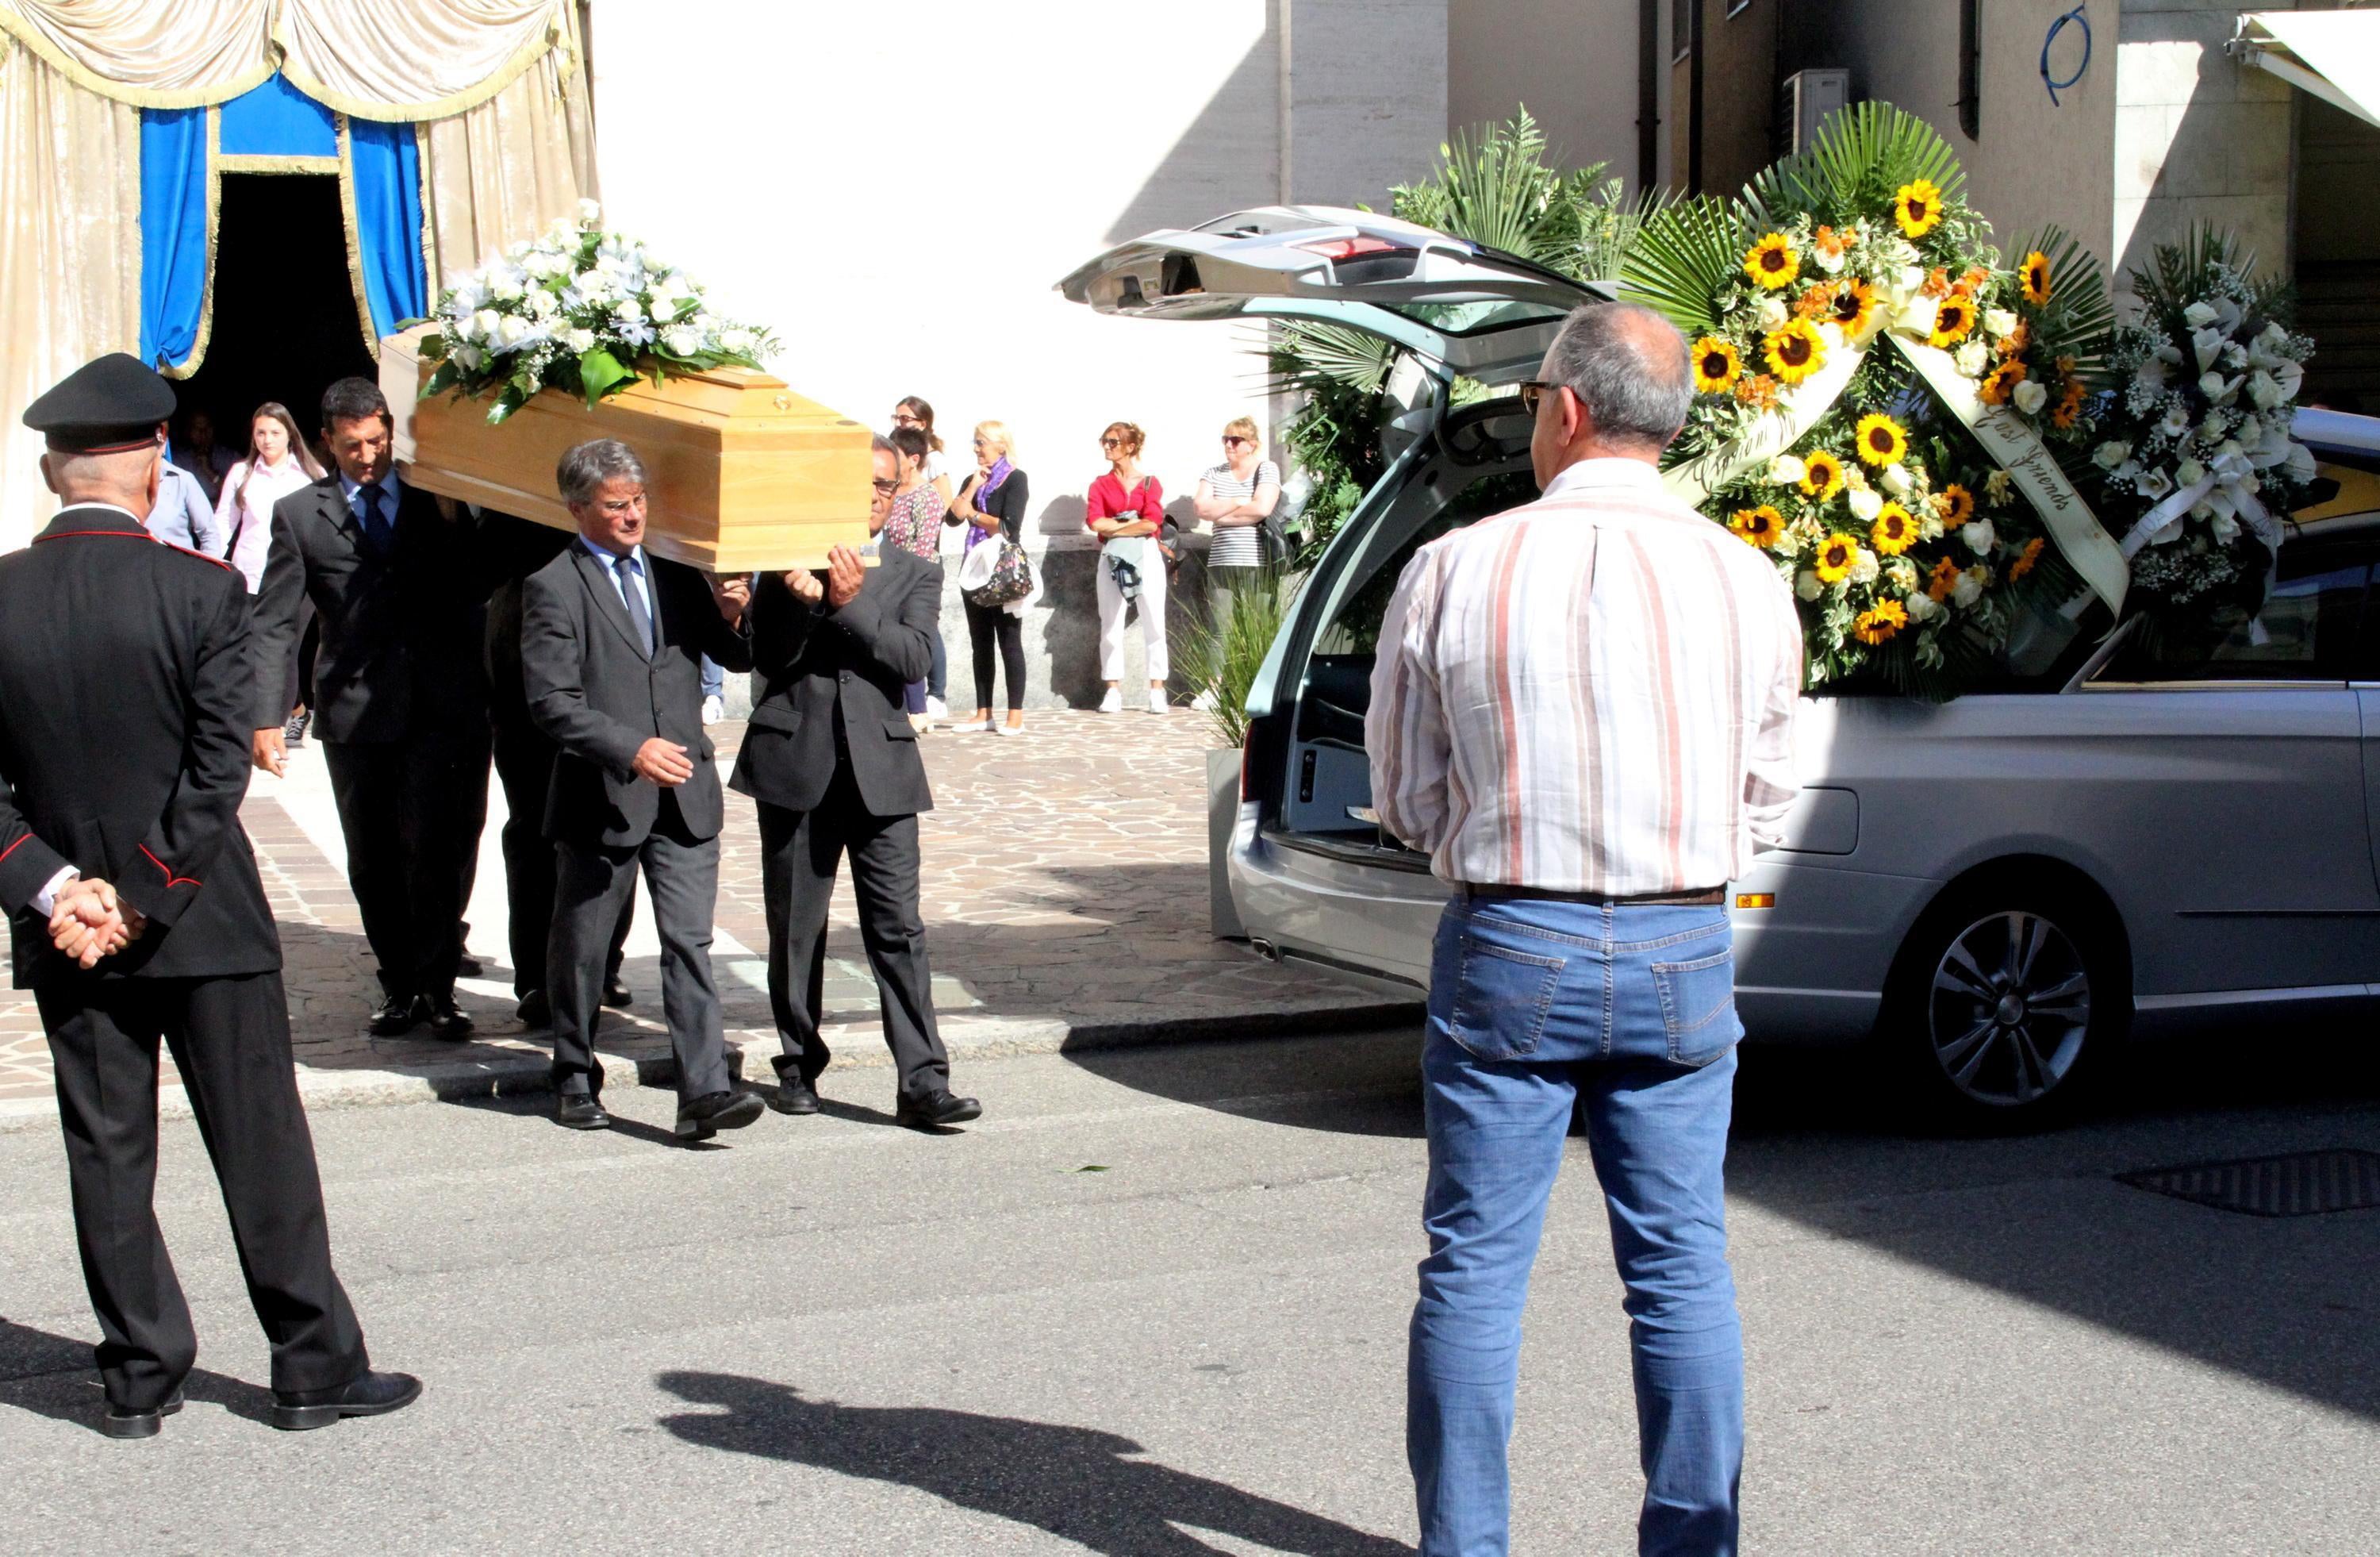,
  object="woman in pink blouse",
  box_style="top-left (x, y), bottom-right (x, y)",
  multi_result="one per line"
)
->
top-left (1086, 421), bottom-right (1169, 714)
top-left (219, 402), bottom-right (324, 592)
